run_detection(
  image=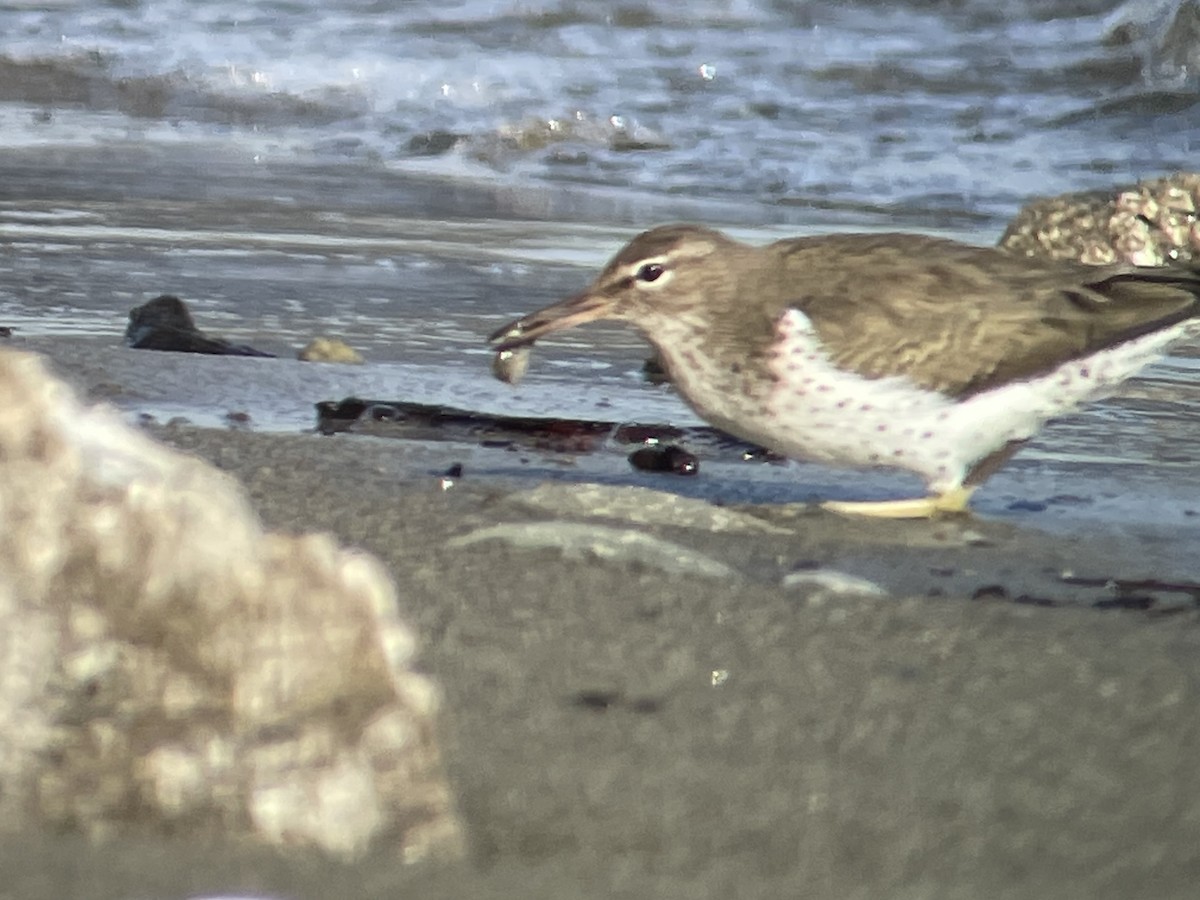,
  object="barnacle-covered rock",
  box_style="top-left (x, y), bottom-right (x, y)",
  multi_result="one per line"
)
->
top-left (0, 349), bottom-right (461, 861)
top-left (1000, 173), bottom-right (1200, 266)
